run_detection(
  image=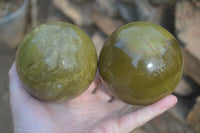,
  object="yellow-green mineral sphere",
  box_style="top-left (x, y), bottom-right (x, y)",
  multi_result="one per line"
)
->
top-left (16, 22), bottom-right (97, 101)
top-left (99, 21), bottom-right (183, 105)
